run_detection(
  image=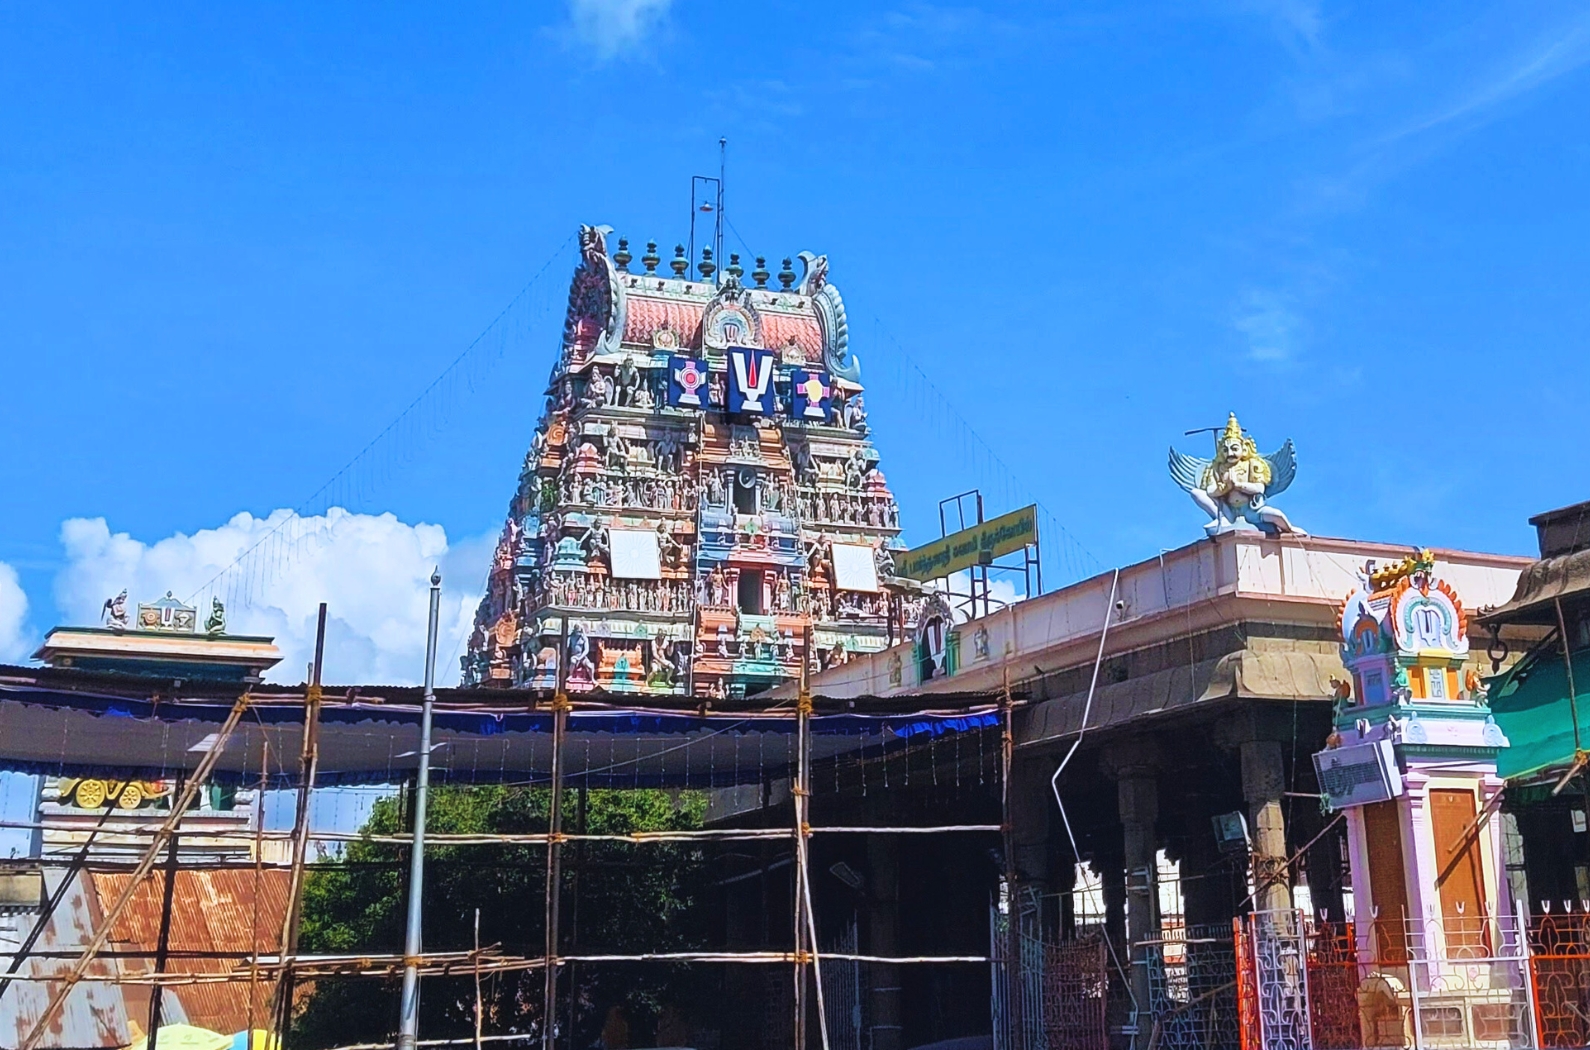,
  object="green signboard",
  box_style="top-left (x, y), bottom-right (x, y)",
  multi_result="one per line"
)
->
top-left (896, 505), bottom-right (1038, 582)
